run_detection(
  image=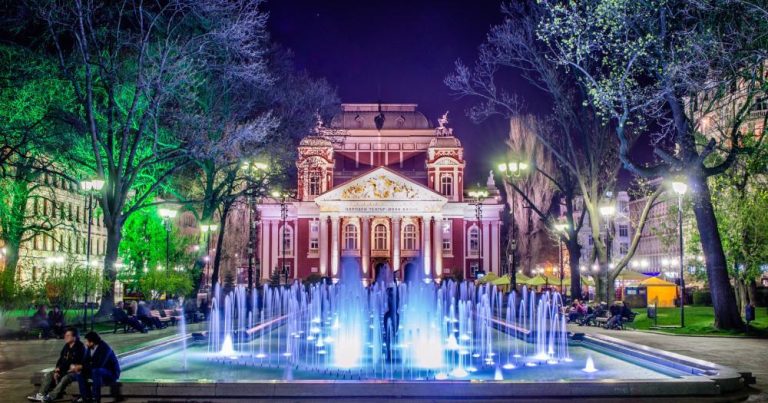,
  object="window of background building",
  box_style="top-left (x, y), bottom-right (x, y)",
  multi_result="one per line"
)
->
top-left (619, 224), bottom-right (628, 237)
top-left (402, 223), bottom-right (417, 250)
top-left (440, 174), bottom-right (453, 196)
top-left (309, 221), bottom-right (319, 251)
top-left (308, 172), bottom-right (322, 196)
top-left (442, 219), bottom-right (452, 252)
top-left (374, 224), bottom-right (387, 250)
top-left (344, 223), bottom-right (358, 250)
top-left (468, 227), bottom-right (480, 255)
